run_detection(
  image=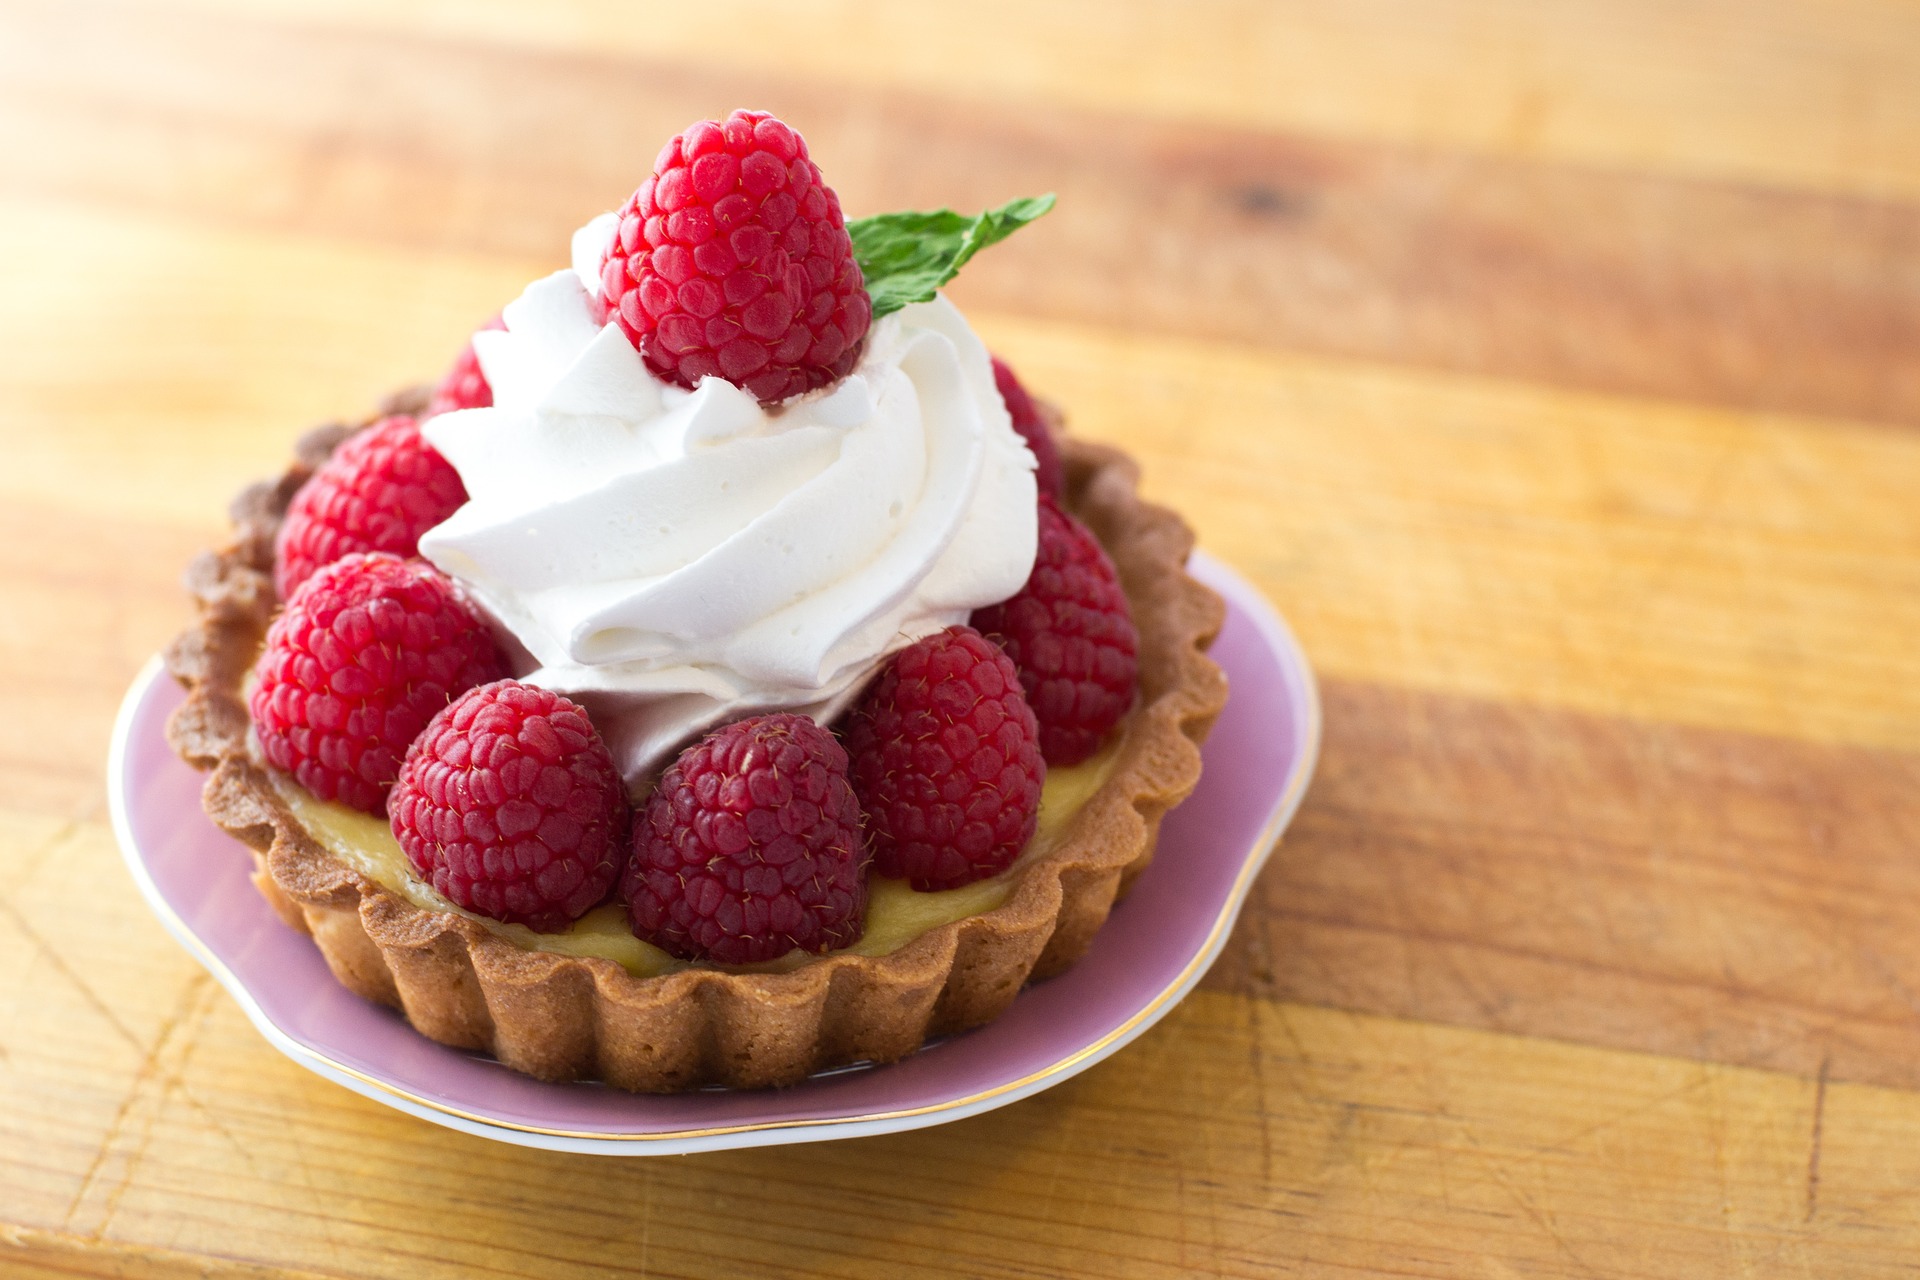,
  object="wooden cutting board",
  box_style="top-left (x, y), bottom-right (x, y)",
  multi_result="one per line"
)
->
top-left (4, 1), bottom-right (1920, 1275)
